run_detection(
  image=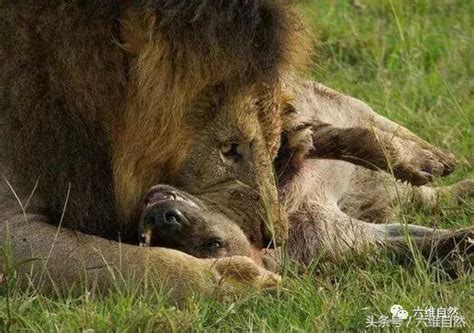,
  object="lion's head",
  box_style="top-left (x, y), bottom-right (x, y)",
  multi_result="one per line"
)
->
top-left (112, 1), bottom-right (311, 251)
